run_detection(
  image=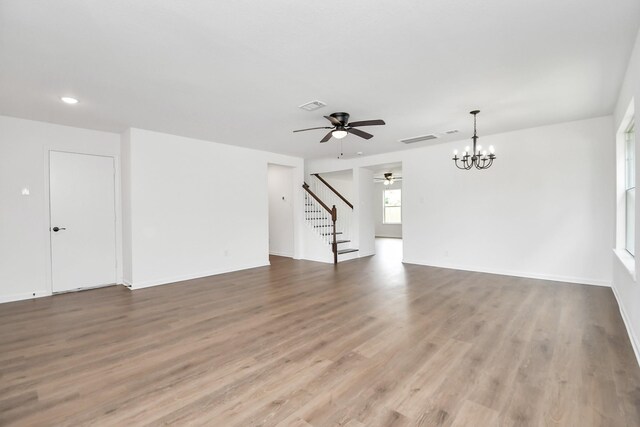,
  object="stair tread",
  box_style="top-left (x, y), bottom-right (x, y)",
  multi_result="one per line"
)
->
top-left (337, 248), bottom-right (359, 255)
top-left (321, 231), bottom-right (343, 235)
top-left (336, 239), bottom-right (350, 244)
